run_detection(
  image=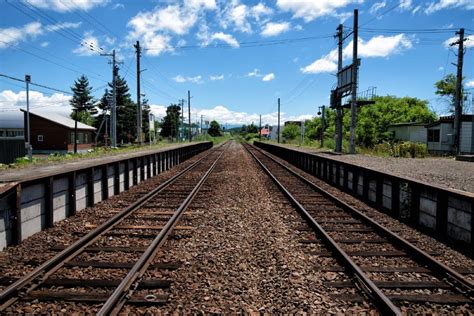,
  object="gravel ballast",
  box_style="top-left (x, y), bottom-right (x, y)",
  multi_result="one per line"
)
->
top-left (273, 143), bottom-right (474, 193)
